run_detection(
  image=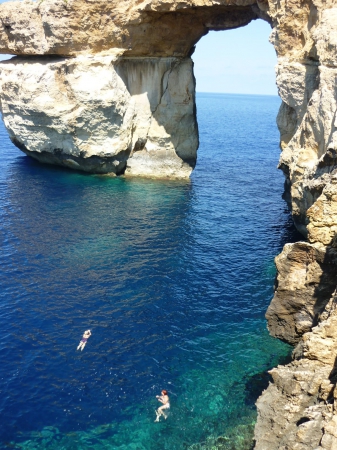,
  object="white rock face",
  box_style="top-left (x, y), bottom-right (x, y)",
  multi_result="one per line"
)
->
top-left (0, 55), bottom-right (198, 177)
